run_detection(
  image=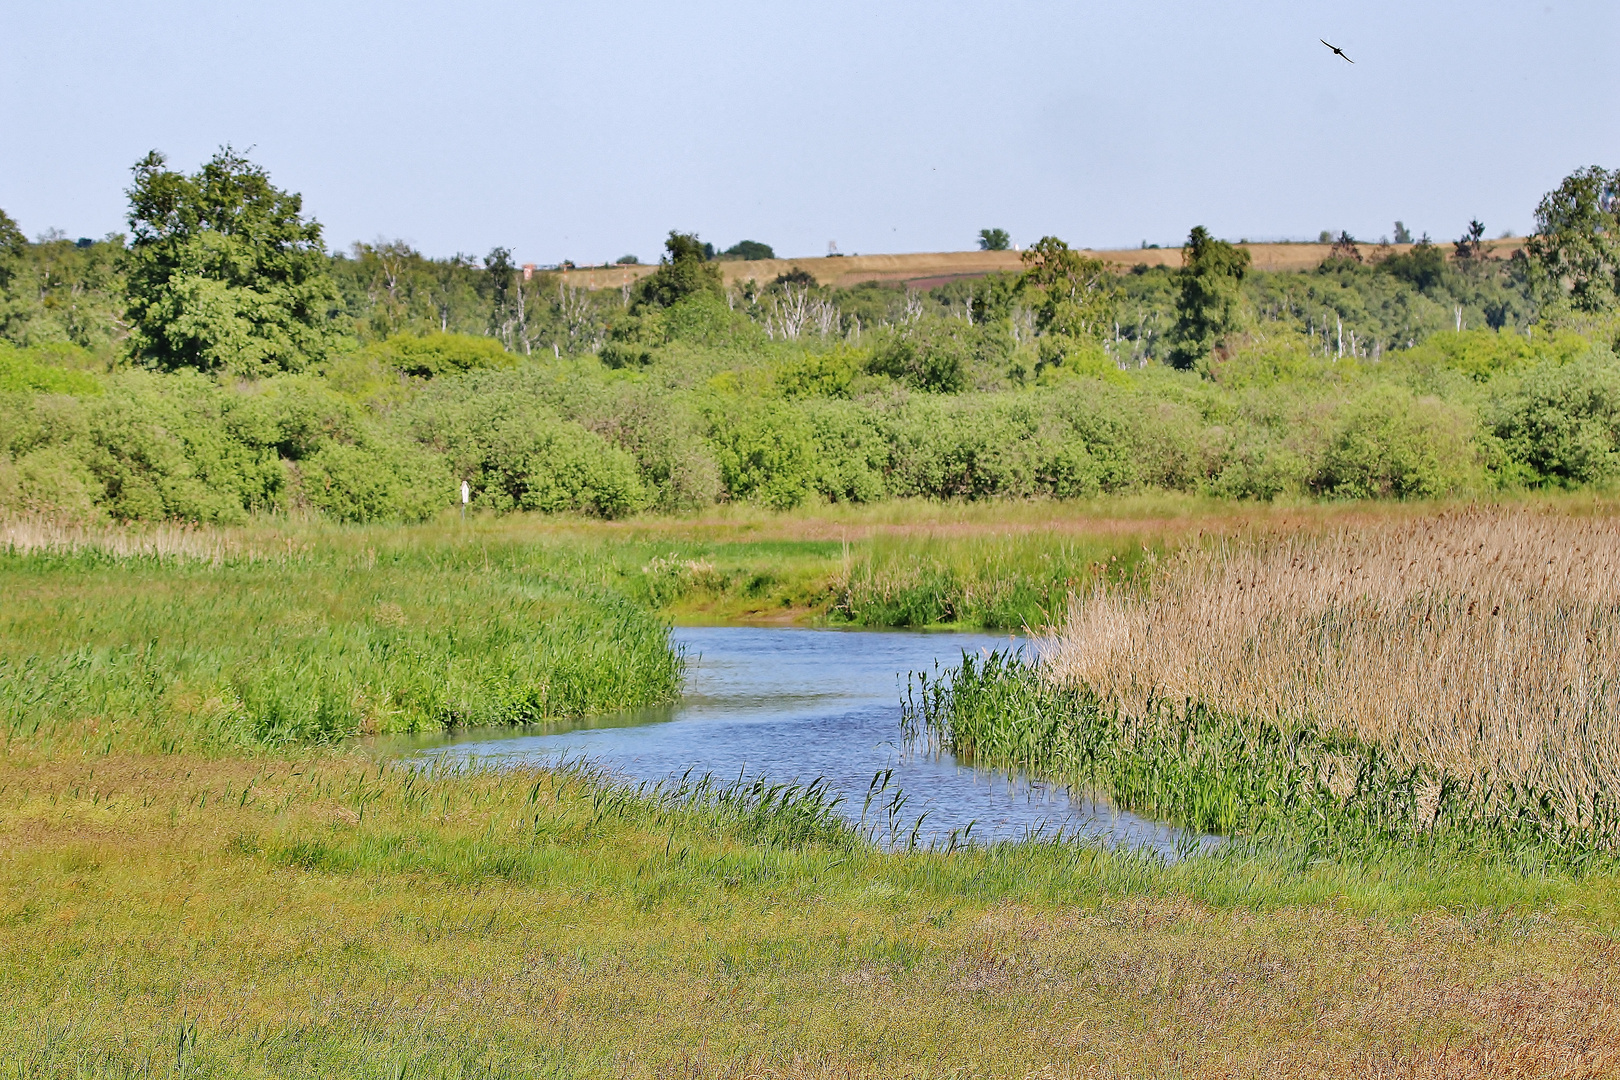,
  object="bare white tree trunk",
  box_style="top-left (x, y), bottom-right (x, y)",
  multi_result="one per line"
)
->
top-left (903, 289), bottom-right (924, 324)
top-left (766, 285), bottom-right (813, 340)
